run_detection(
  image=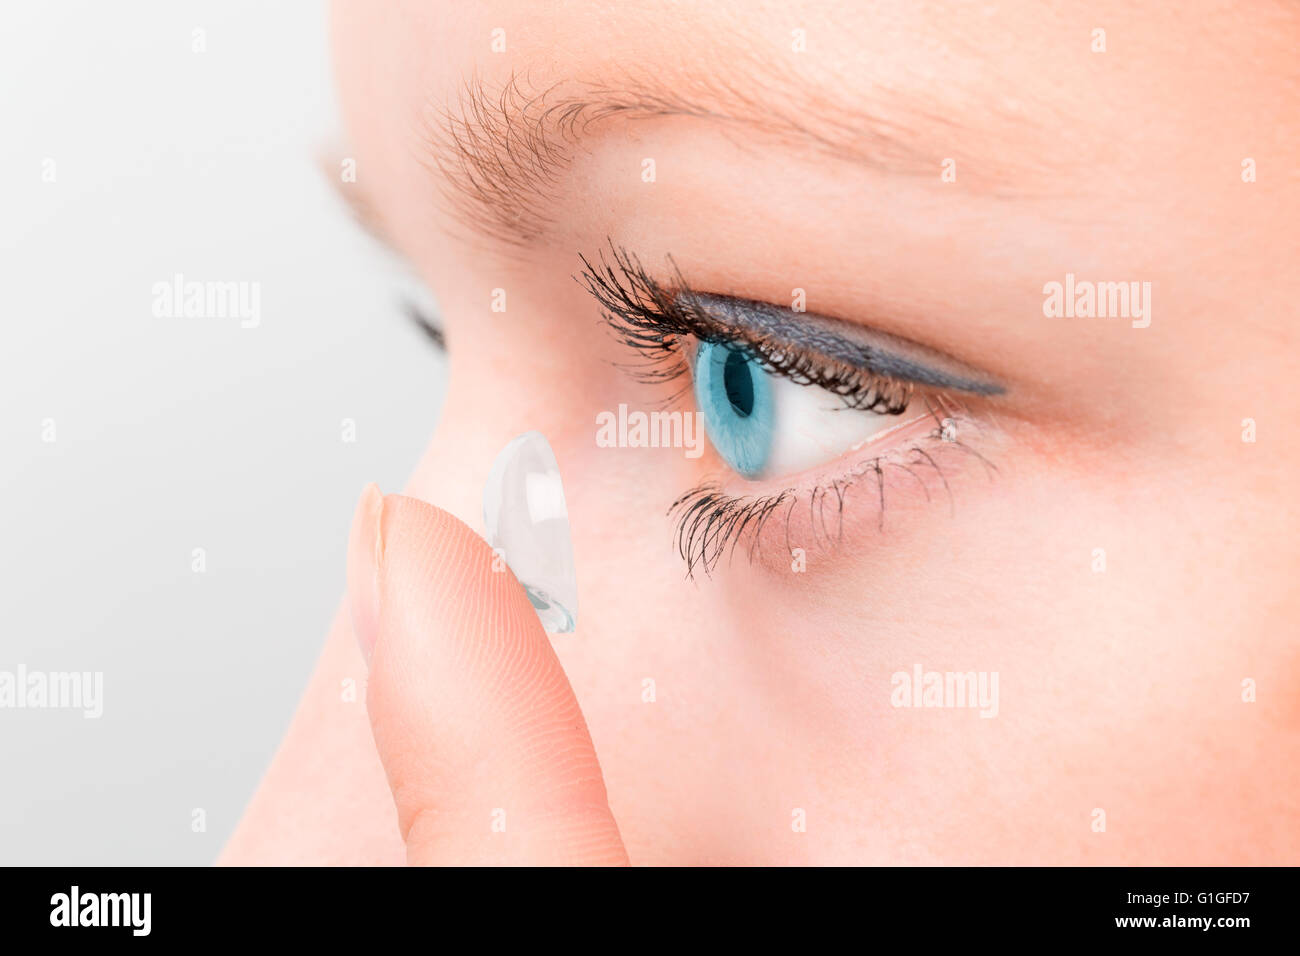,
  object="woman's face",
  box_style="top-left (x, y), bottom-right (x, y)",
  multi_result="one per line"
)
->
top-left (319, 0), bottom-right (1299, 863)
